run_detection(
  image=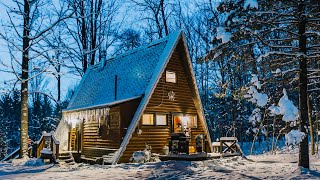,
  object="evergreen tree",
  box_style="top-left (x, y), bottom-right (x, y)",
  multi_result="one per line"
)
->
top-left (0, 122), bottom-right (8, 159)
top-left (209, 0), bottom-right (320, 169)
